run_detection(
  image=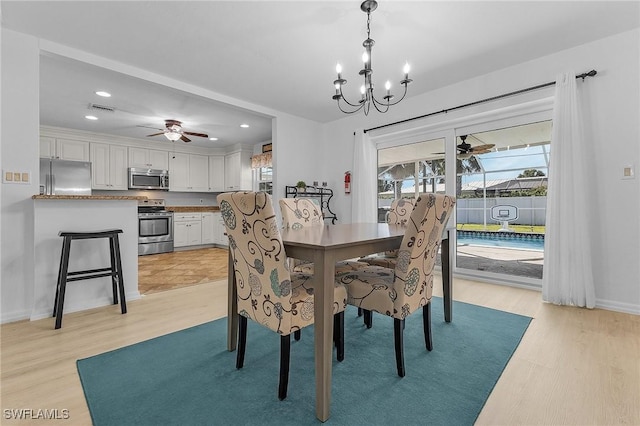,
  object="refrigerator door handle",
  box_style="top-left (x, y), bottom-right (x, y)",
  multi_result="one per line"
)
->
top-left (45, 174), bottom-right (51, 195)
